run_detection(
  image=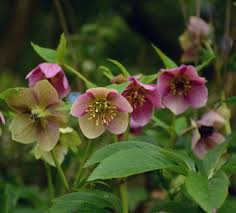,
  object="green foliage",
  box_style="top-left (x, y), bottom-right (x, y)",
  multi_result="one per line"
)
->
top-left (106, 81), bottom-right (130, 93)
top-left (140, 73), bottom-right (157, 83)
top-left (107, 59), bottom-right (130, 77)
top-left (86, 141), bottom-right (195, 180)
top-left (185, 171), bottom-right (229, 213)
top-left (151, 44), bottom-right (177, 68)
top-left (49, 189), bottom-right (122, 213)
top-left (56, 34), bottom-right (67, 64)
top-left (174, 116), bottom-right (188, 136)
top-left (31, 42), bottom-right (56, 63)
